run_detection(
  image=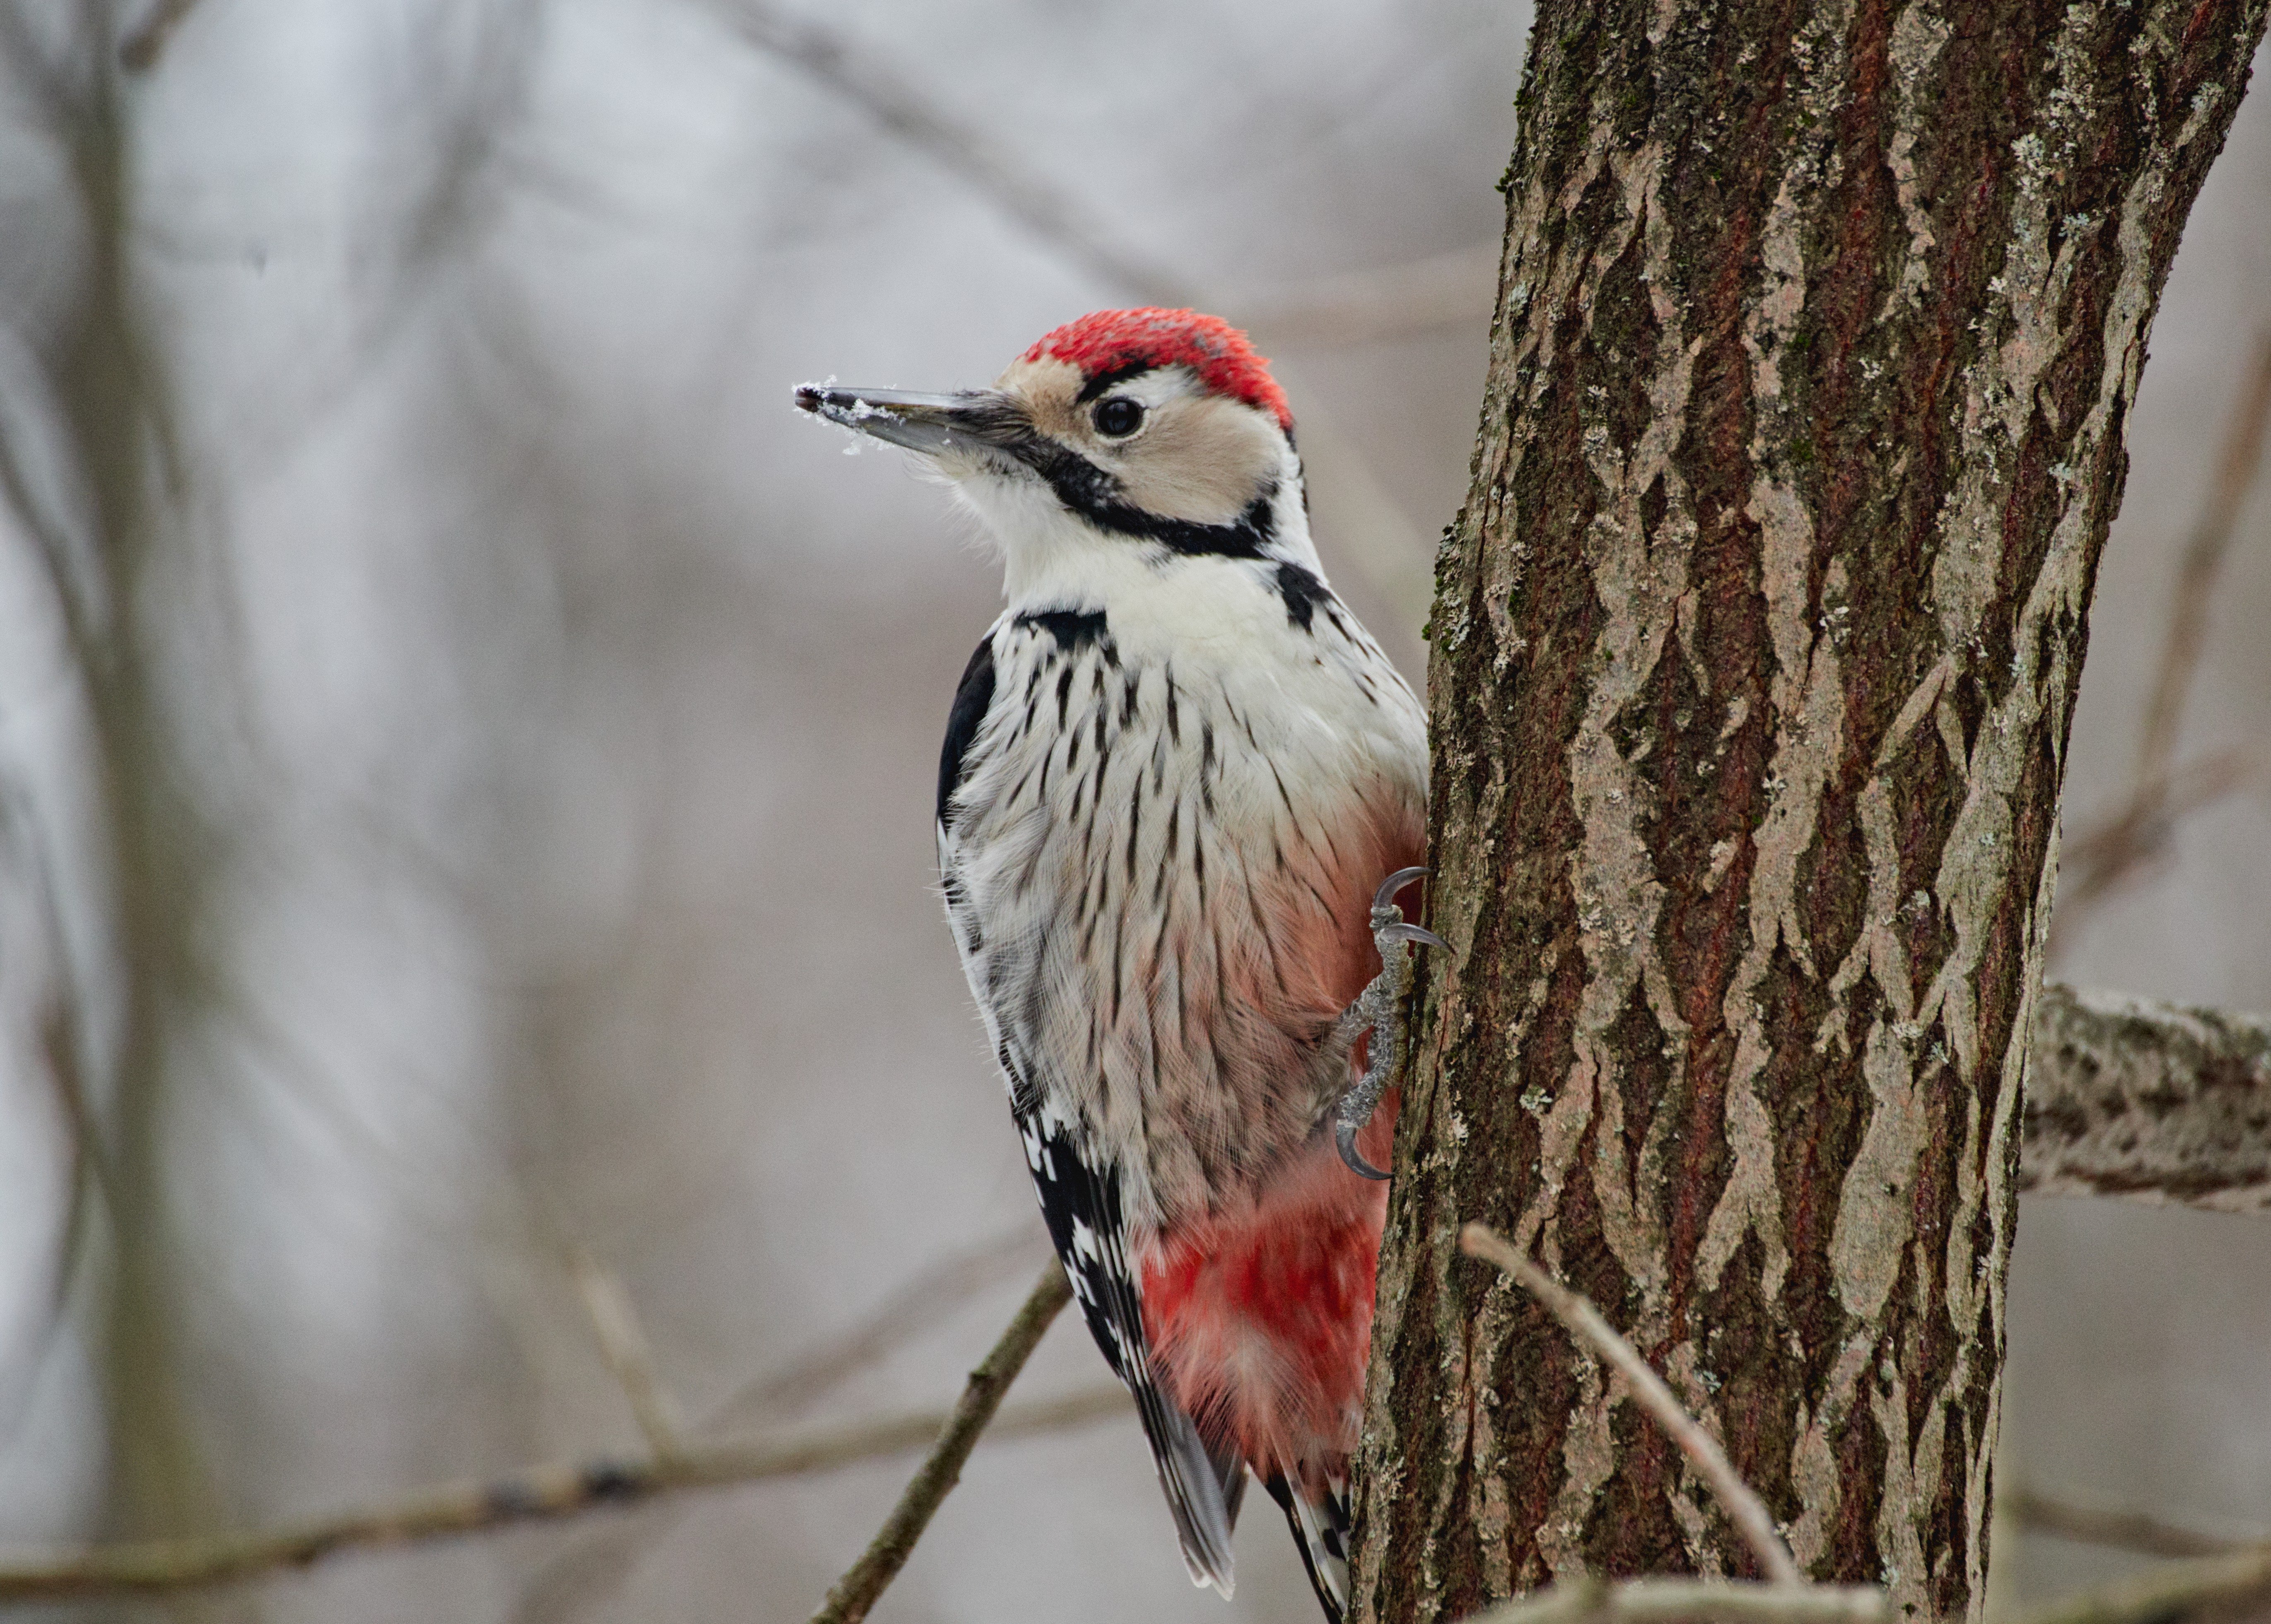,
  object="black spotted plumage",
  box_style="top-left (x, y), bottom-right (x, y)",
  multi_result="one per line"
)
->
top-left (938, 607), bottom-right (1263, 1595)
top-left (1272, 561), bottom-right (1333, 631)
top-left (1016, 605), bottom-right (1111, 655)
